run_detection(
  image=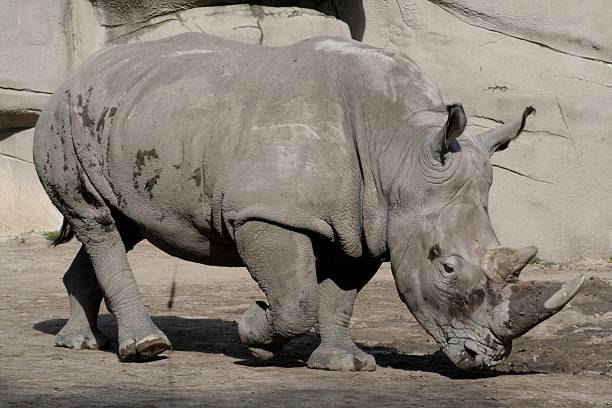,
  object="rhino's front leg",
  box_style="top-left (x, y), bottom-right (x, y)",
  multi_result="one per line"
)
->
top-left (235, 221), bottom-right (319, 359)
top-left (308, 260), bottom-right (380, 371)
